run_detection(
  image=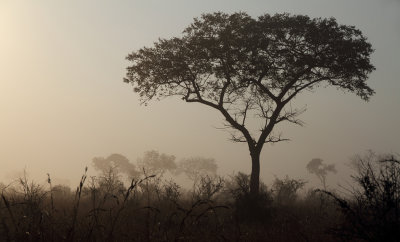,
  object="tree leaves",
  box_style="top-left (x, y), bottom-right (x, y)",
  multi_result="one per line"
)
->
top-left (124, 12), bottom-right (375, 174)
